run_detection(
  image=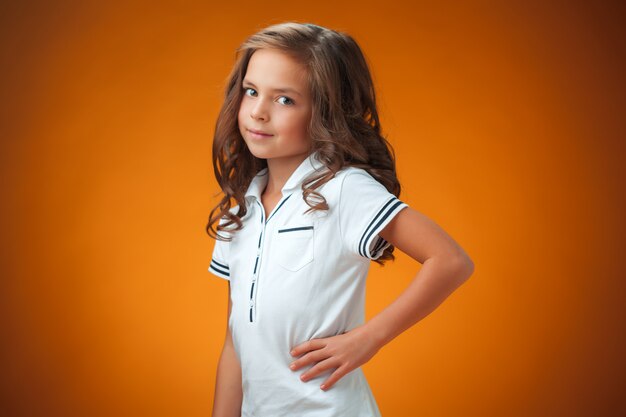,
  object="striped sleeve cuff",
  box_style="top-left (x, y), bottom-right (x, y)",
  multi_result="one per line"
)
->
top-left (358, 196), bottom-right (408, 259)
top-left (208, 258), bottom-right (230, 280)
